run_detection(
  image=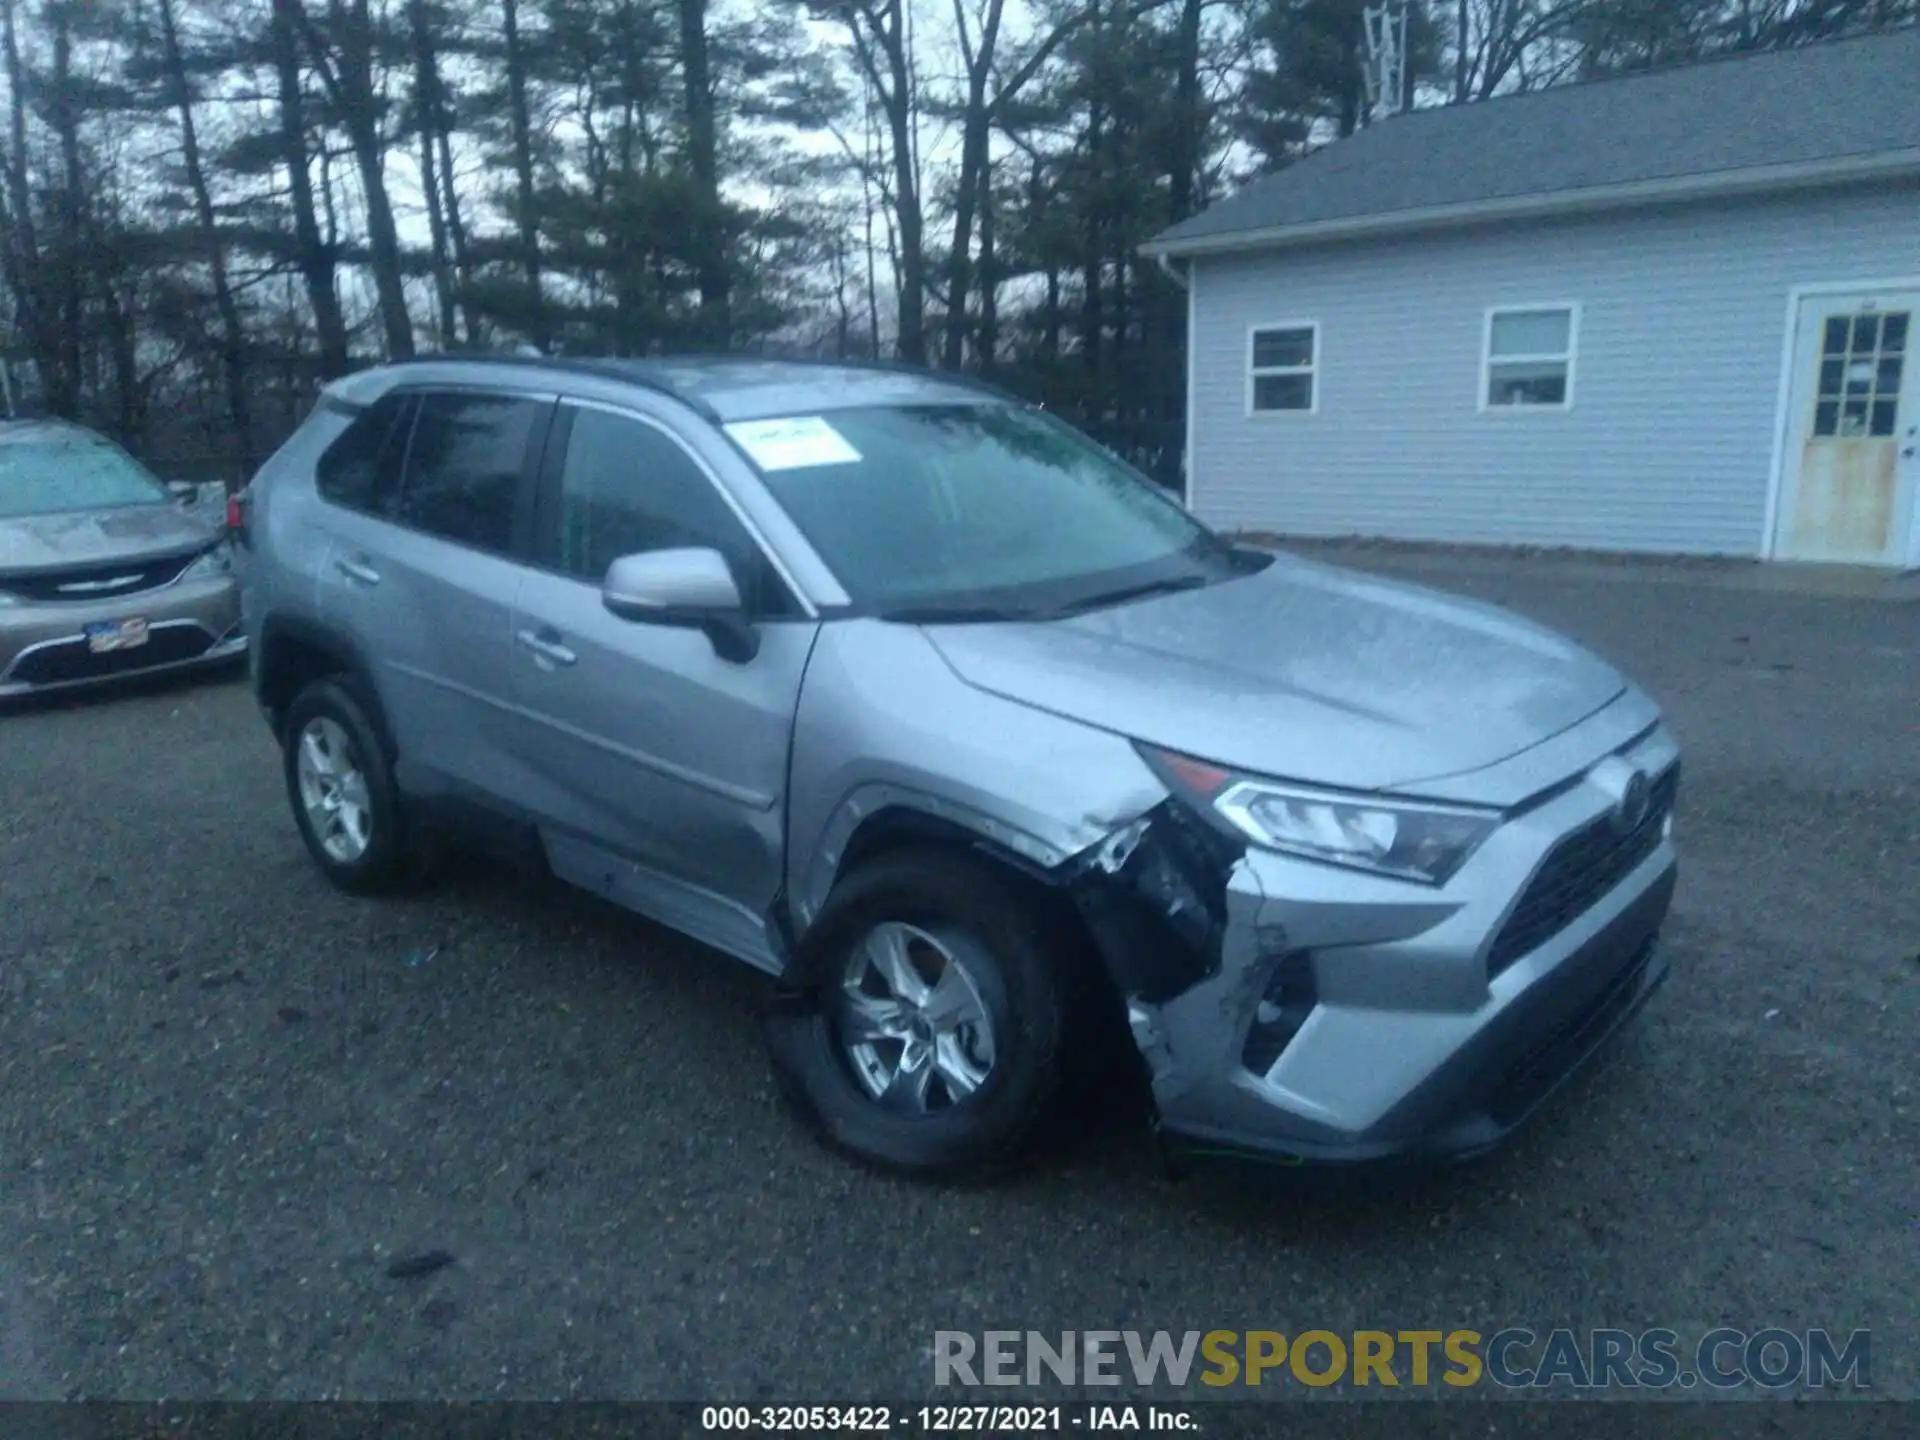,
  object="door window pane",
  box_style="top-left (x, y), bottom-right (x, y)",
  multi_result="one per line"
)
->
top-left (395, 392), bottom-right (540, 552)
top-left (1810, 311), bottom-right (1908, 439)
top-left (550, 407), bottom-right (788, 615)
top-left (316, 392), bottom-right (413, 514)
